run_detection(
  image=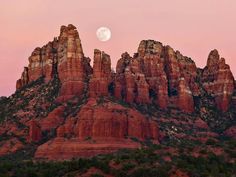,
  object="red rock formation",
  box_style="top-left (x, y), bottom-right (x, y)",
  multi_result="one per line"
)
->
top-left (137, 40), bottom-right (168, 108)
top-left (135, 73), bottom-right (150, 104)
top-left (89, 49), bottom-right (111, 97)
top-left (202, 50), bottom-right (235, 112)
top-left (114, 40), bottom-right (197, 111)
top-left (35, 138), bottom-right (141, 160)
top-left (16, 25), bottom-right (235, 114)
top-left (58, 24), bottom-right (92, 100)
top-left (40, 106), bottom-right (65, 131)
top-left (116, 52), bottom-right (131, 74)
top-left (0, 138), bottom-right (24, 156)
top-left (177, 77), bottom-right (194, 113)
top-left (11, 24), bottom-right (236, 162)
top-left (74, 98), bottom-right (158, 140)
top-left (115, 55), bottom-right (132, 102)
top-left (34, 98), bottom-right (159, 160)
top-left (17, 35), bottom-right (203, 113)
top-left (124, 68), bottom-right (136, 103)
top-left (165, 46), bottom-right (181, 95)
top-left (57, 125), bottom-right (65, 138)
top-left (114, 53), bottom-right (131, 100)
top-left (28, 120), bottom-right (42, 142)
top-left (27, 47), bottom-right (43, 82)
top-left (176, 51), bottom-right (200, 96)
top-left (63, 117), bottom-right (76, 136)
top-left (16, 39), bottom-right (59, 89)
top-left (16, 24), bottom-right (92, 100)
top-left (40, 39), bottom-right (58, 82)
